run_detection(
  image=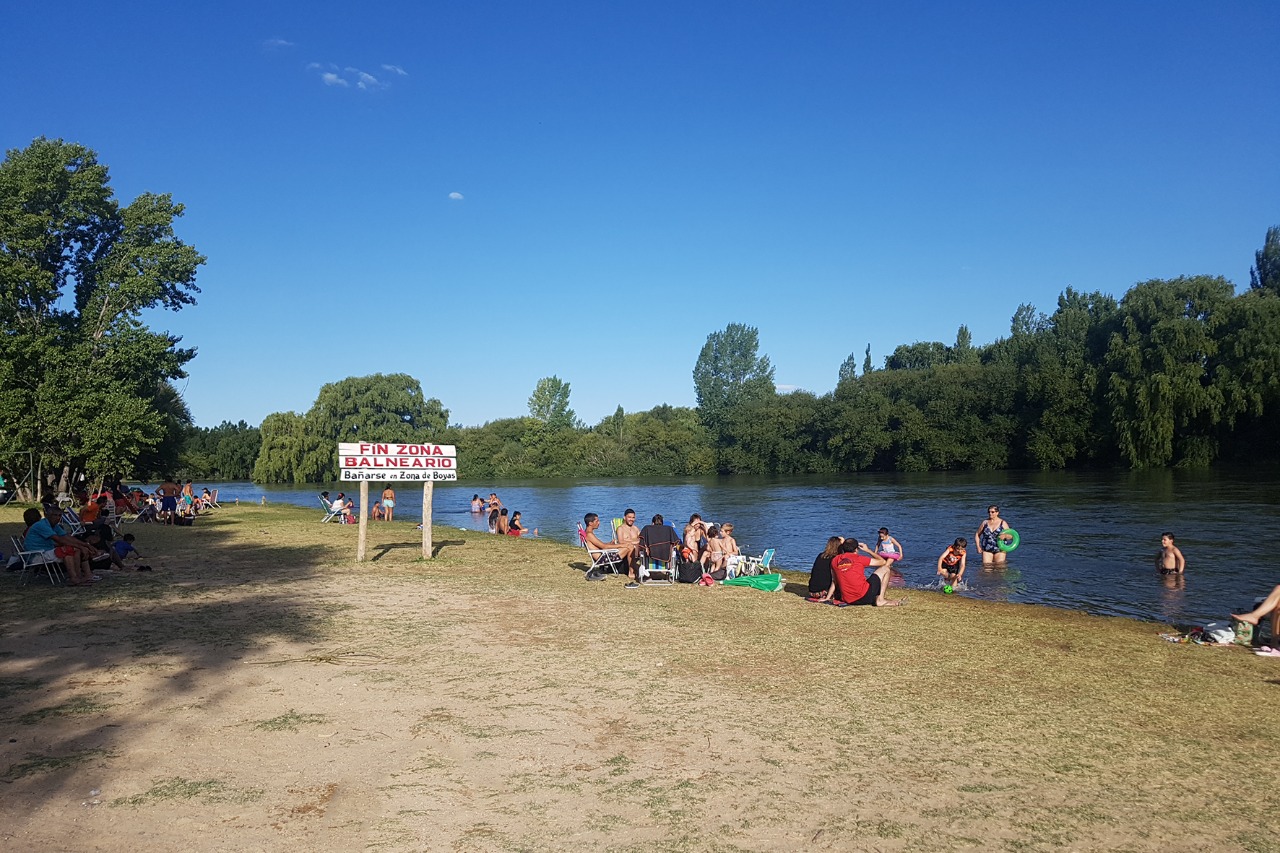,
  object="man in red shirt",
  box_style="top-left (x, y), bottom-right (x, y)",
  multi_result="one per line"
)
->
top-left (822, 540), bottom-right (902, 607)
